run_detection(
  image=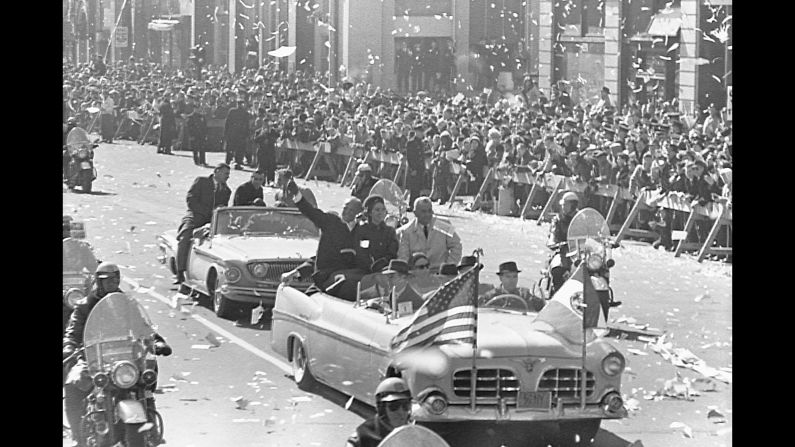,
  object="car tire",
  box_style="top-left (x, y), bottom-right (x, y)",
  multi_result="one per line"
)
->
top-left (212, 274), bottom-right (236, 320)
top-left (555, 419), bottom-right (600, 447)
top-left (291, 338), bottom-right (316, 391)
